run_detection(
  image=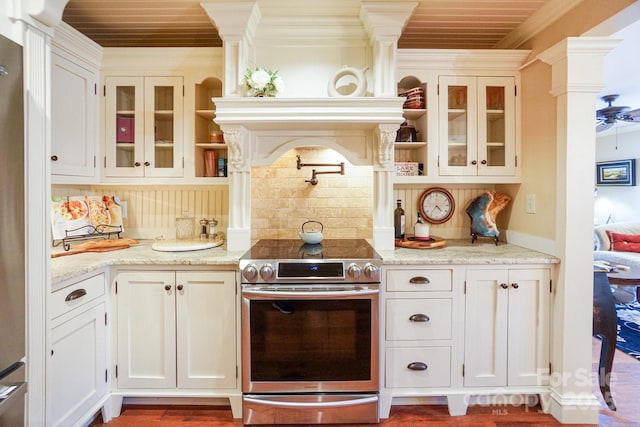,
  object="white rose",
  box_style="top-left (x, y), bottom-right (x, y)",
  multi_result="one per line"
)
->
top-left (250, 69), bottom-right (271, 90)
top-left (273, 76), bottom-right (285, 93)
